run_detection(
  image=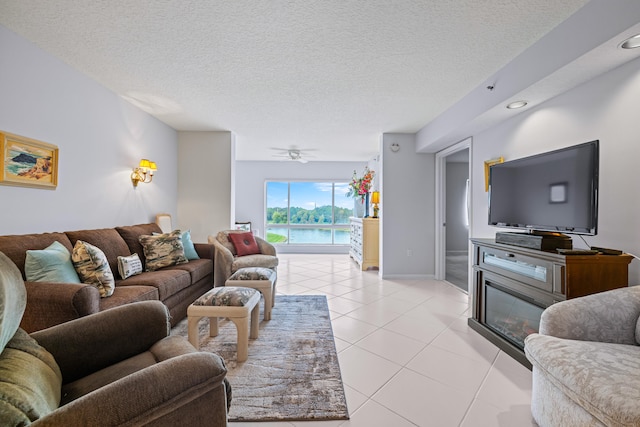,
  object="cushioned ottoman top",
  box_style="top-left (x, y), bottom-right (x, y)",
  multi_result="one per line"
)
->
top-left (193, 286), bottom-right (258, 307)
top-left (228, 267), bottom-right (276, 282)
